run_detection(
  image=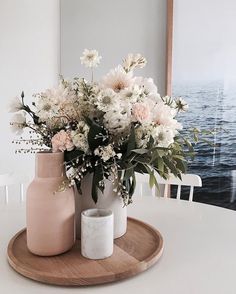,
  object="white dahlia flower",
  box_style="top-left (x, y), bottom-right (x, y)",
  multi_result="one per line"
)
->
top-left (151, 125), bottom-right (175, 148)
top-left (101, 65), bottom-right (134, 92)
